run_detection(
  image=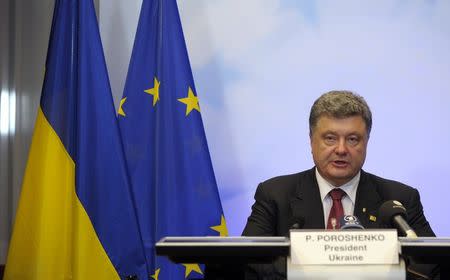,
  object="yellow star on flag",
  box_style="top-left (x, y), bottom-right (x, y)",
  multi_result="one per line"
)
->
top-left (182, 263), bottom-right (203, 278)
top-left (144, 77), bottom-right (160, 106)
top-left (151, 268), bottom-right (160, 280)
top-left (210, 215), bottom-right (228, 236)
top-left (118, 97), bottom-right (127, 116)
top-left (177, 87), bottom-right (200, 116)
